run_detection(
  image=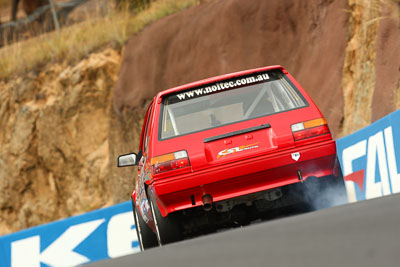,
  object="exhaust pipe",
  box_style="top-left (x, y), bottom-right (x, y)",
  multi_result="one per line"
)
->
top-left (297, 170), bottom-right (304, 183)
top-left (202, 194), bottom-right (213, 211)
